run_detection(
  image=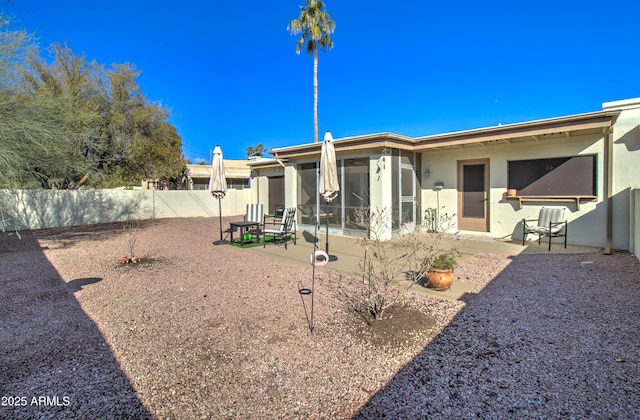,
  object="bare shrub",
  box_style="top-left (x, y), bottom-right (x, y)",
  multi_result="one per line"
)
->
top-left (123, 220), bottom-right (139, 258)
top-left (0, 199), bottom-right (20, 238)
top-left (347, 207), bottom-right (459, 325)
